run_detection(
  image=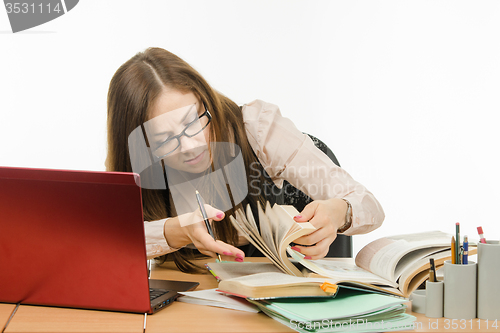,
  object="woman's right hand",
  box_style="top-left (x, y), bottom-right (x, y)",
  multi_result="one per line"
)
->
top-left (163, 205), bottom-right (245, 262)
